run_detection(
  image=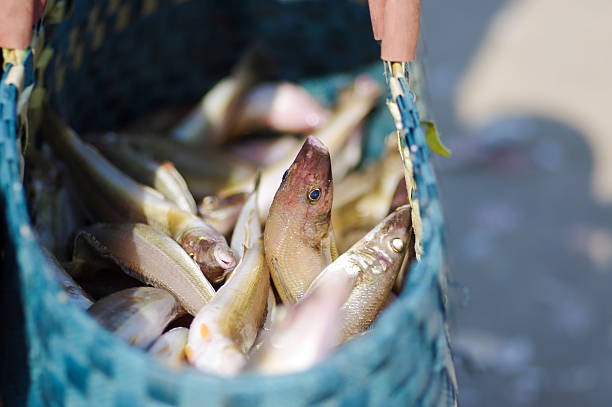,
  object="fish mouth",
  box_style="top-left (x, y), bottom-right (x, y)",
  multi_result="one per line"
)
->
top-left (199, 245), bottom-right (236, 284)
top-left (180, 228), bottom-right (236, 283)
top-left (213, 246), bottom-right (237, 270)
top-left (303, 135), bottom-right (327, 152)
